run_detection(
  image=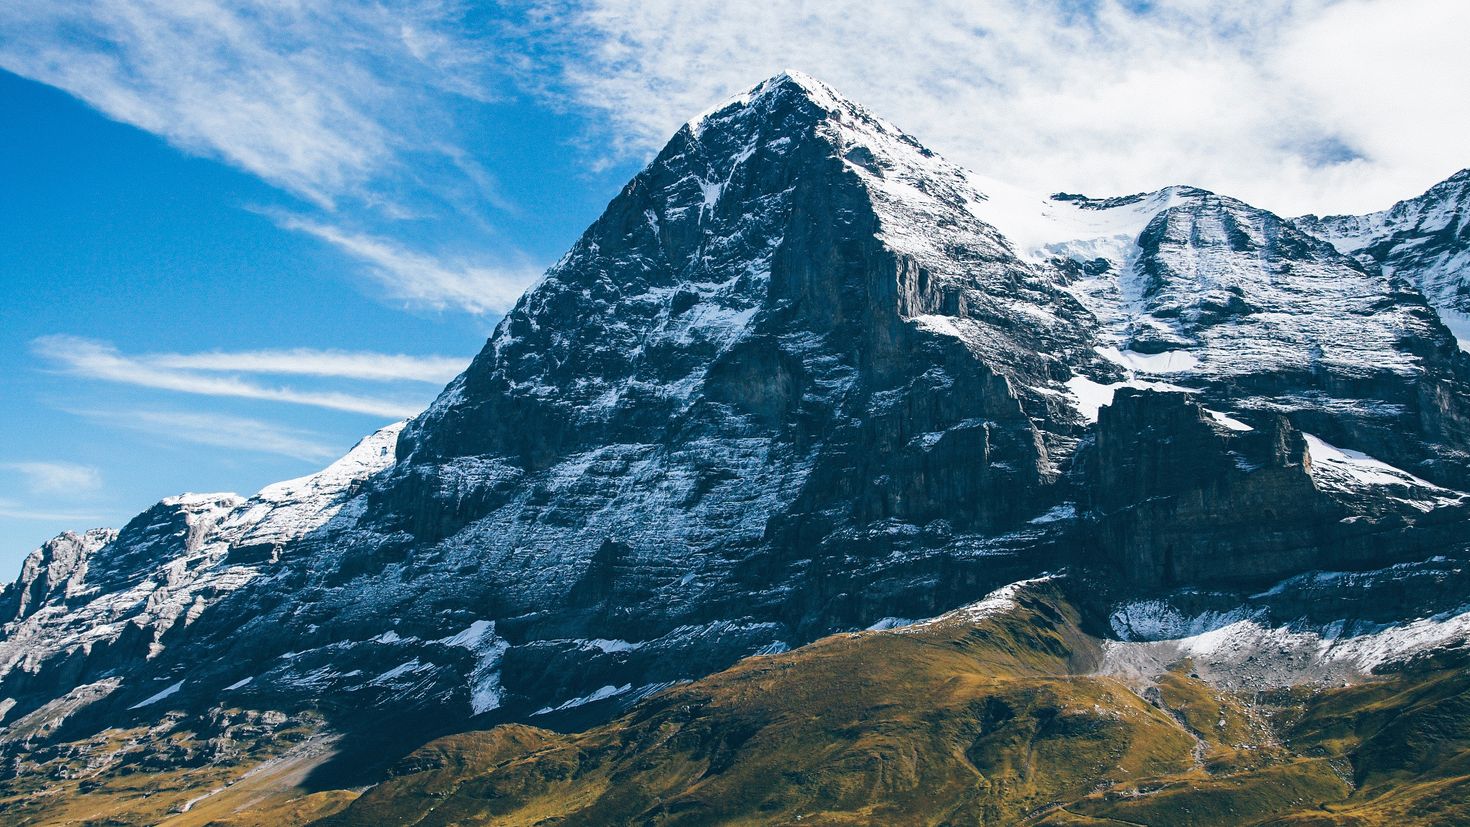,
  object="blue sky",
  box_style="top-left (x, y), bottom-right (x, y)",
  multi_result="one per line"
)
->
top-left (2, 0), bottom-right (1467, 577)
top-left (0, 6), bottom-right (645, 574)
